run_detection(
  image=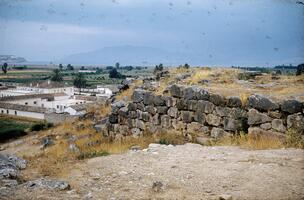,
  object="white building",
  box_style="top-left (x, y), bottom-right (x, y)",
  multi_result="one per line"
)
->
top-left (0, 81), bottom-right (74, 97)
top-left (74, 85), bottom-right (117, 98)
top-left (0, 93), bottom-right (89, 120)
